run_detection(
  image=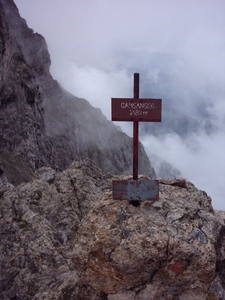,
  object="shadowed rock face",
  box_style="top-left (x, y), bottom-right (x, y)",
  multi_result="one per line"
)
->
top-left (0, 0), bottom-right (155, 186)
top-left (0, 0), bottom-right (54, 184)
top-left (0, 160), bottom-right (224, 299)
